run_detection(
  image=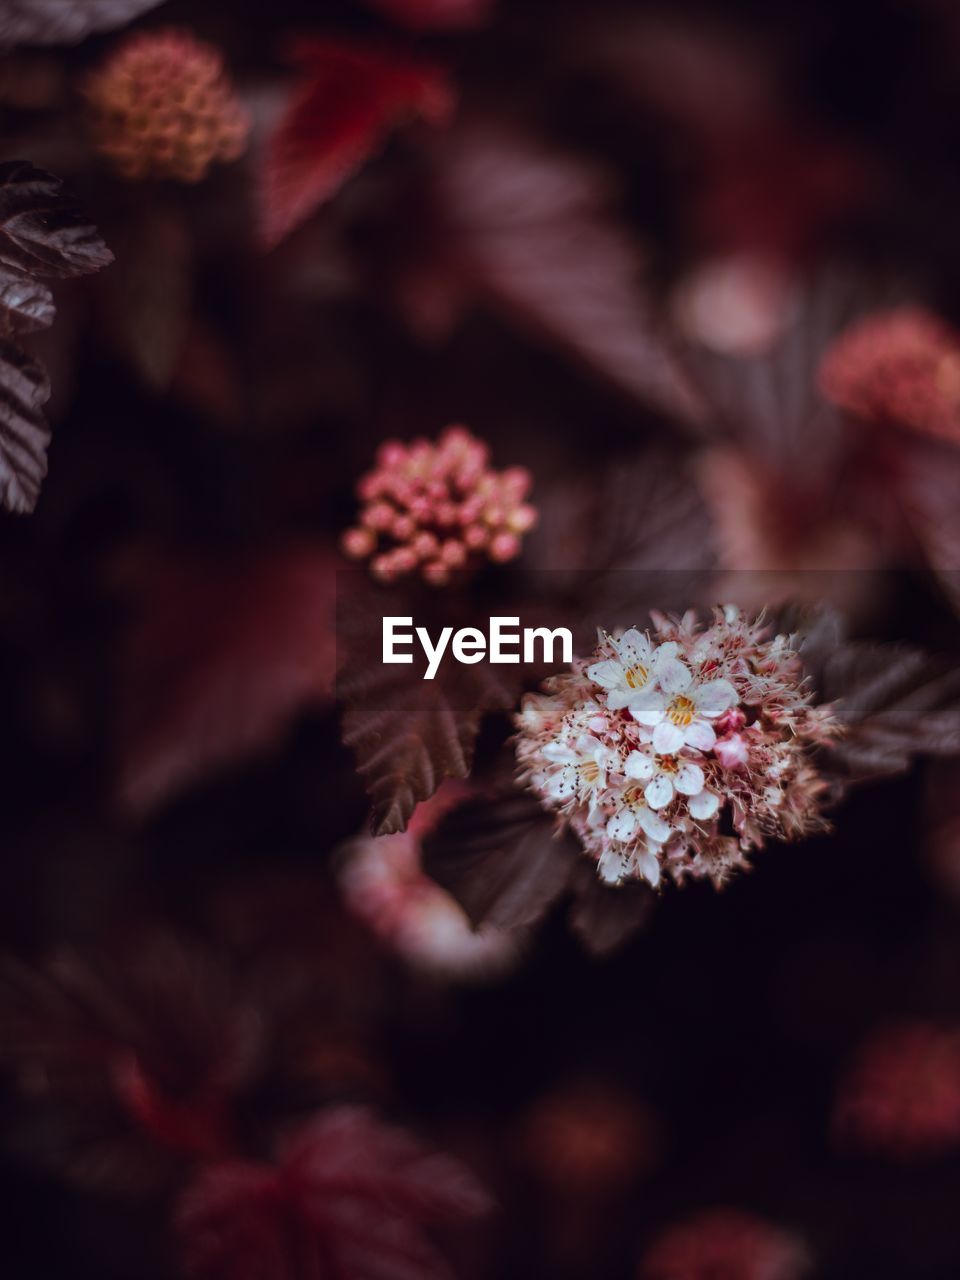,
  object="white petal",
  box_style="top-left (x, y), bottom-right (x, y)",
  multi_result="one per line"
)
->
top-left (652, 720), bottom-right (685, 754)
top-left (624, 750), bottom-right (654, 781)
top-left (586, 659), bottom-right (624, 690)
top-left (598, 848), bottom-right (627, 884)
top-left (629, 689), bottom-right (667, 726)
top-left (694, 678), bottom-right (738, 718)
top-left (675, 761), bottom-right (705, 795)
top-left (655, 656), bottom-right (692, 694)
top-left (615, 629), bottom-right (651, 665)
top-left (688, 788), bottom-right (720, 820)
top-left (547, 765), bottom-right (579, 799)
top-left (637, 805), bottom-right (672, 843)
top-left (684, 720), bottom-right (716, 750)
top-left (606, 810), bottom-right (638, 842)
top-left (645, 774), bottom-right (674, 809)
top-left (636, 849), bottom-right (661, 888)
top-left (655, 641), bottom-right (680, 662)
top-left (541, 741), bottom-right (577, 763)
top-left (606, 688), bottom-right (633, 711)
